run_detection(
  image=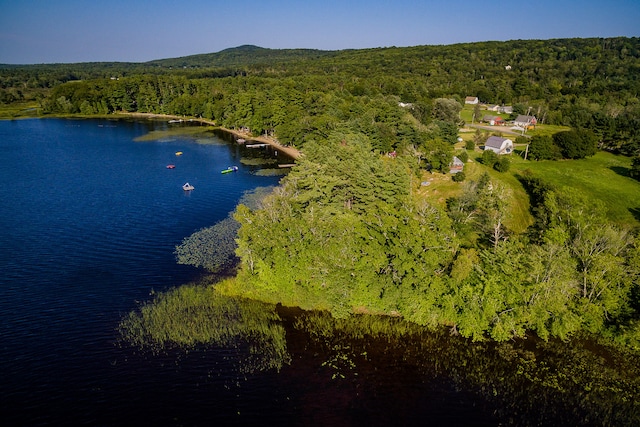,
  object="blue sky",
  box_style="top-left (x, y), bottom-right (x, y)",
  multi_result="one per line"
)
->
top-left (1, 0), bottom-right (639, 64)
